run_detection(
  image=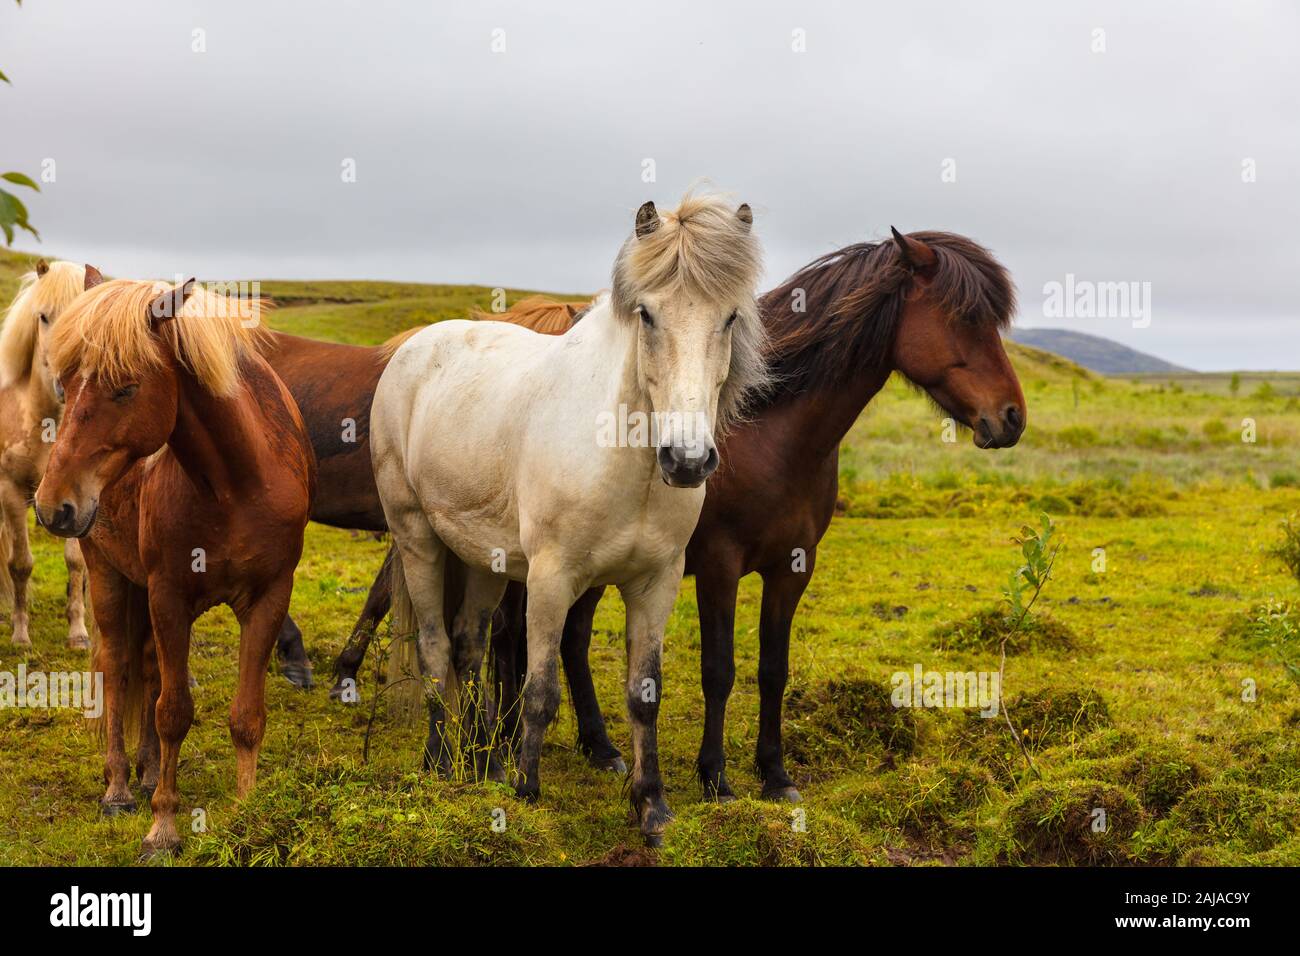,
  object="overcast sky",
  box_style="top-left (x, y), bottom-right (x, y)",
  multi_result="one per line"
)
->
top-left (2, 1), bottom-right (1296, 369)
